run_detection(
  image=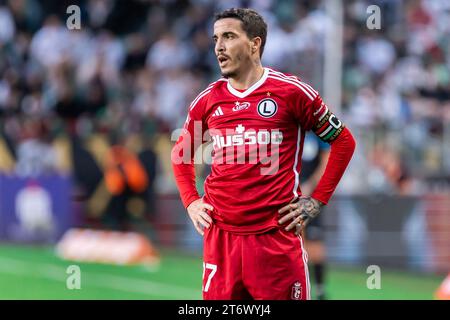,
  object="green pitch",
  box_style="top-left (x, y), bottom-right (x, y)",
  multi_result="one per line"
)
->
top-left (0, 244), bottom-right (442, 300)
